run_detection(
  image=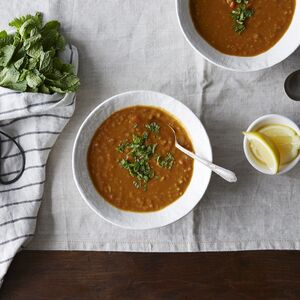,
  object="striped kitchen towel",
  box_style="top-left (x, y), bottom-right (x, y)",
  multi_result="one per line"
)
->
top-left (0, 44), bottom-right (78, 286)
